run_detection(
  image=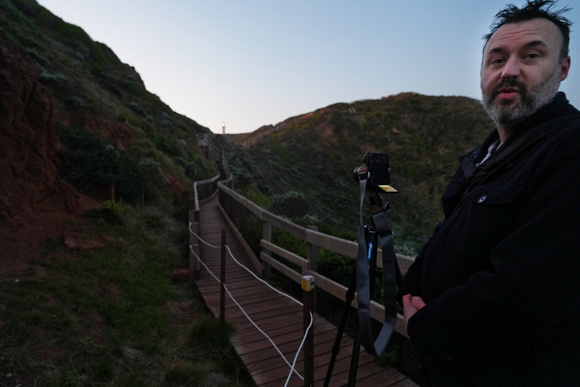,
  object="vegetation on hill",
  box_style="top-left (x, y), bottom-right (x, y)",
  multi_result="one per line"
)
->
top-left (0, 201), bottom-right (250, 386)
top-left (1, 0), bottom-right (216, 200)
top-left (1, 0), bottom-right (495, 257)
top-left (222, 93), bottom-right (494, 255)
top-left (1, 1), bottom-right (244, 385)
